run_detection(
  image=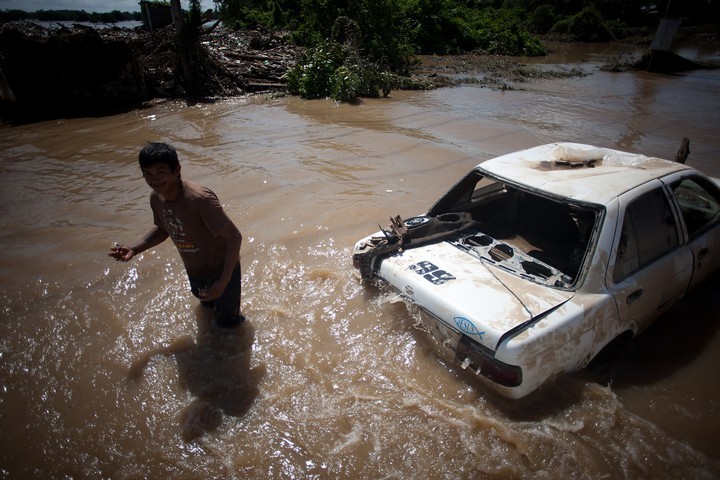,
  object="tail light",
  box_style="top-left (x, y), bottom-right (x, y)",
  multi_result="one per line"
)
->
top-left (456, 335), bottom-right (522, 387)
